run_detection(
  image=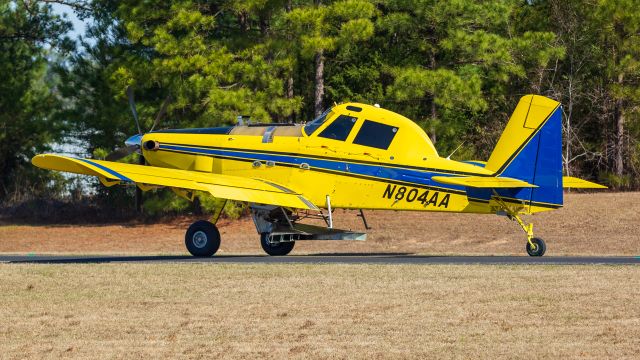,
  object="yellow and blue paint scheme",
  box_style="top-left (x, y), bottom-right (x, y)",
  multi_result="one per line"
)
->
top-left (32, 95), bottom-right (605, 217)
